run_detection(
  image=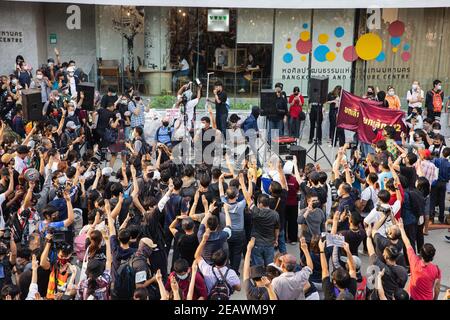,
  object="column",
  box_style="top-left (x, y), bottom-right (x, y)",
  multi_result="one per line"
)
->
top-left (144, 7), bottom-right (170, 69)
